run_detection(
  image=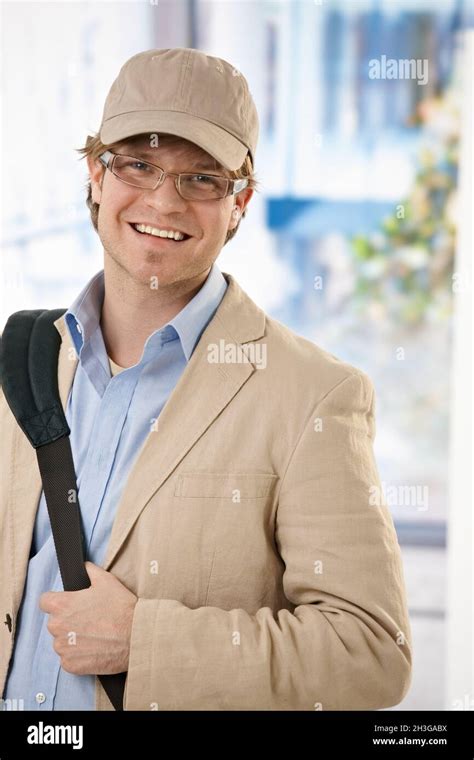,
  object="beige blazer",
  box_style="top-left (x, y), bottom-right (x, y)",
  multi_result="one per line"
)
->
top-left (0, 271), bottom-right (412, 710)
